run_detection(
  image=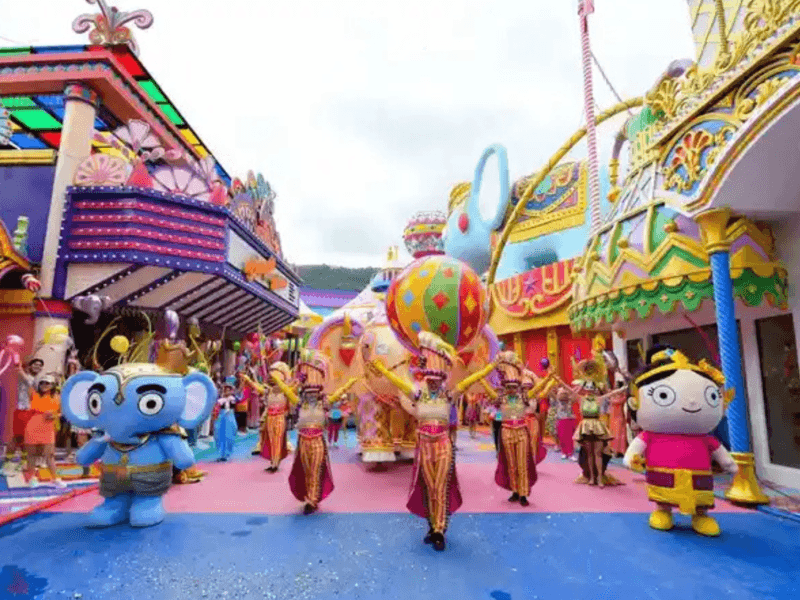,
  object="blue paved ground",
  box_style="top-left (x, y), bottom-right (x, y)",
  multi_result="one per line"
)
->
top-left (1, 512), bottom-right (798, 600)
